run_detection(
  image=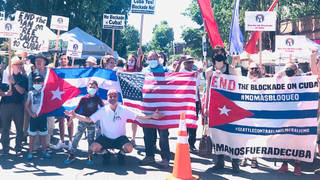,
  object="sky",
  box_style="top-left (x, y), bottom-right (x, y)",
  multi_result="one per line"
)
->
top-left (128, 0), bottom-right (200, 44)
